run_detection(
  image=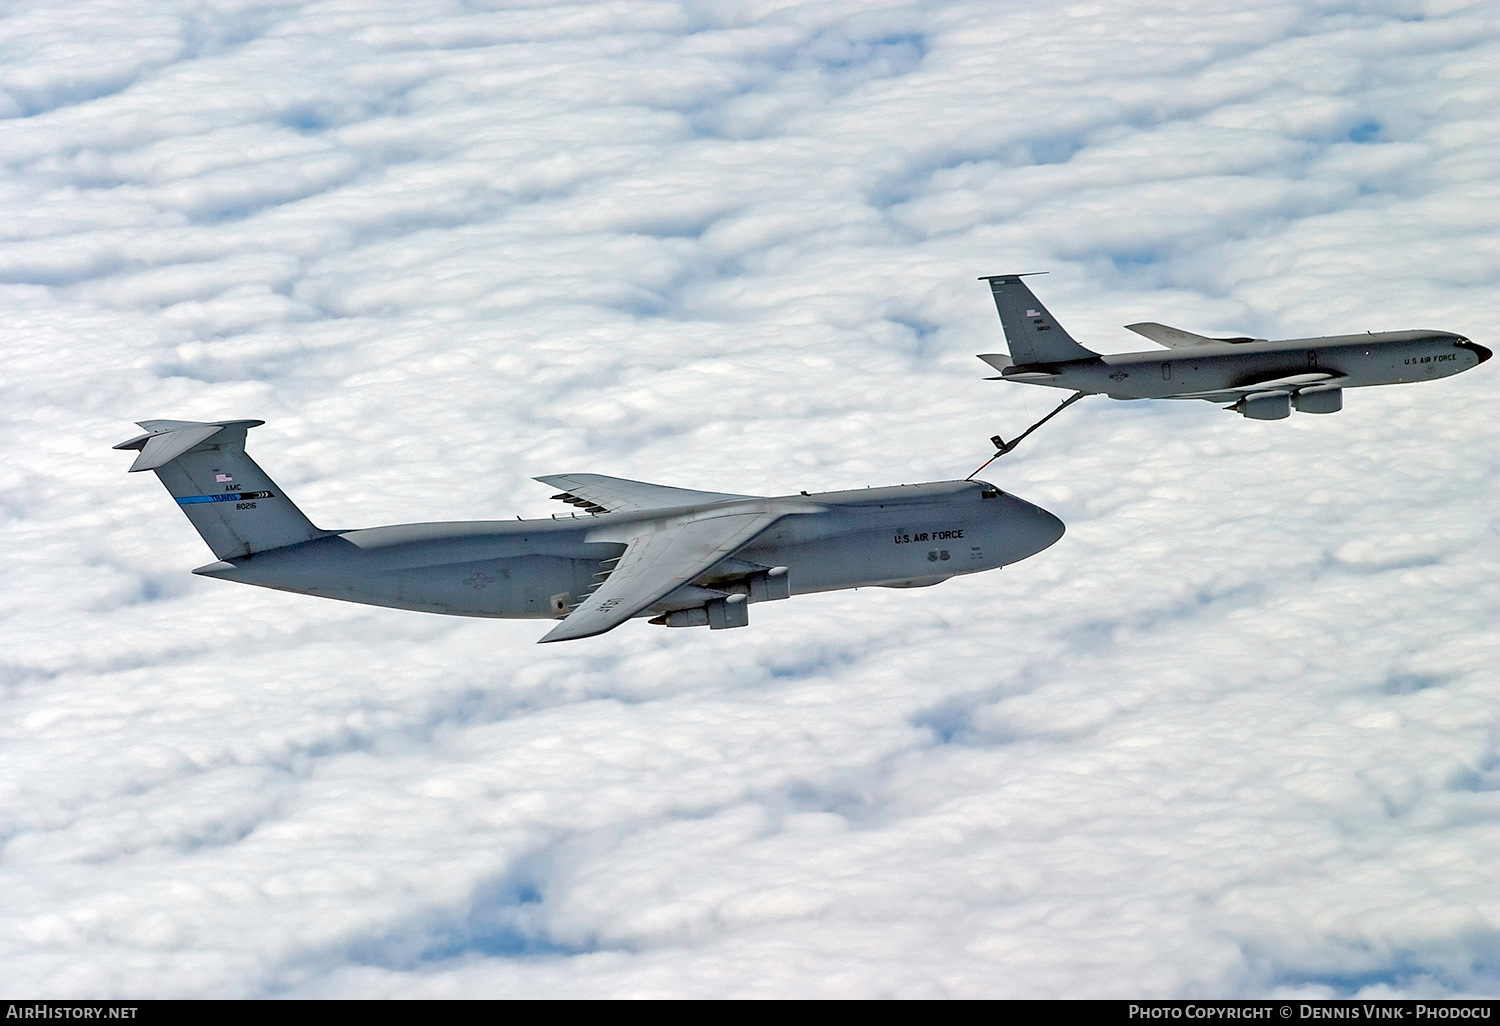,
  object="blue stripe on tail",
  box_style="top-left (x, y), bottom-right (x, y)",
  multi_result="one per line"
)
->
top-left (176, 491), bottom-right (275, 505)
